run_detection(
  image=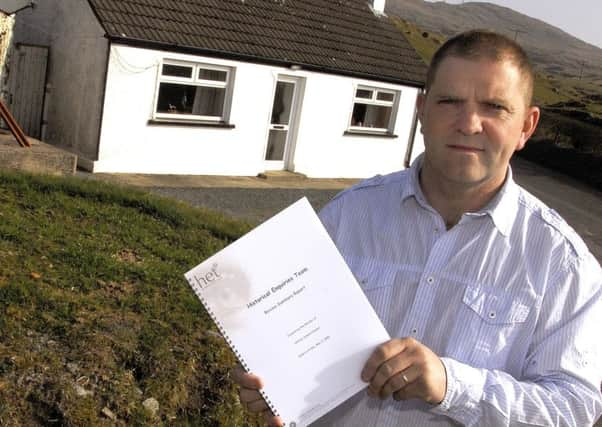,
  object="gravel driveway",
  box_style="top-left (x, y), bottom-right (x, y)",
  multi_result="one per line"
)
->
top-left (148, 187), bottom-right (341, 224)
top-left (88, 155), bottom-right (602, 263)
